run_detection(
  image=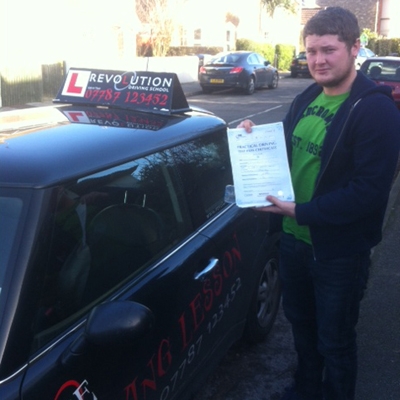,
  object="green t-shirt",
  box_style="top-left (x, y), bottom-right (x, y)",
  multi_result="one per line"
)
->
top-left (283, 91), bottom-right (350, 244)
